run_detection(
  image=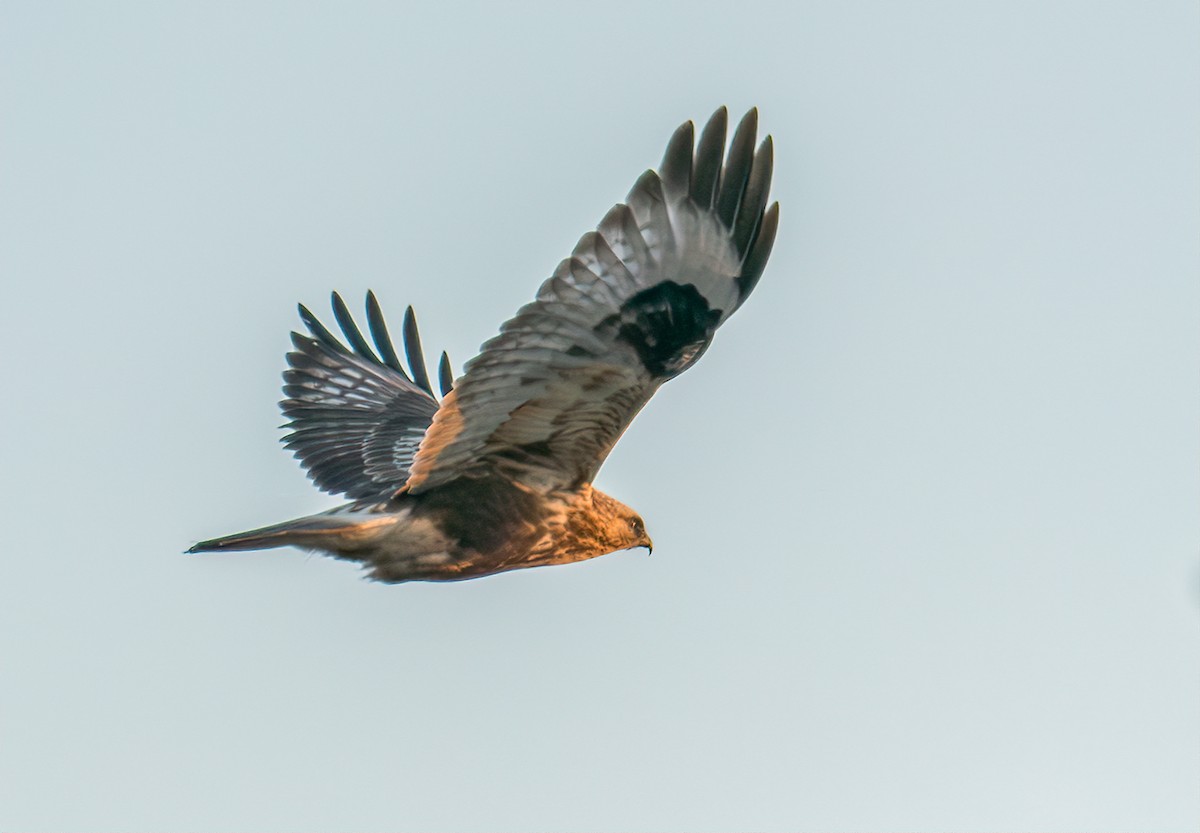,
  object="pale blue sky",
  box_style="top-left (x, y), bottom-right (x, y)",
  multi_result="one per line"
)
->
top-left (1, 2), bottom-right (1197, 830)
